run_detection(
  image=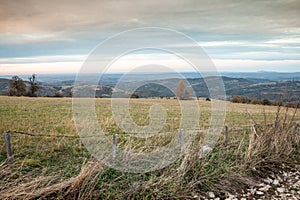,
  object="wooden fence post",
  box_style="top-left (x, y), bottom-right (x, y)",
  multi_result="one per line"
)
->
top-left (224, 126), bottom-right (229, 145)
top-left (179, 129), bottom-right (184, 153)
top-left (112, 134), bottom-right (118, 160)
top-left (4, 131), bottom-right (13, 164)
